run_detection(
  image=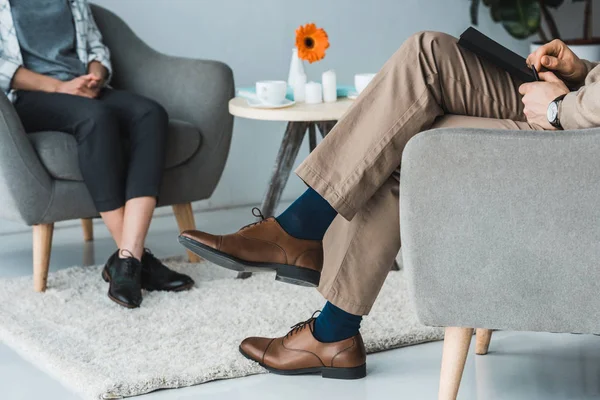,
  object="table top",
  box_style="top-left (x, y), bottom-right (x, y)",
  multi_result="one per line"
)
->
top-left (228, 97), bottom-right (354, 122)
